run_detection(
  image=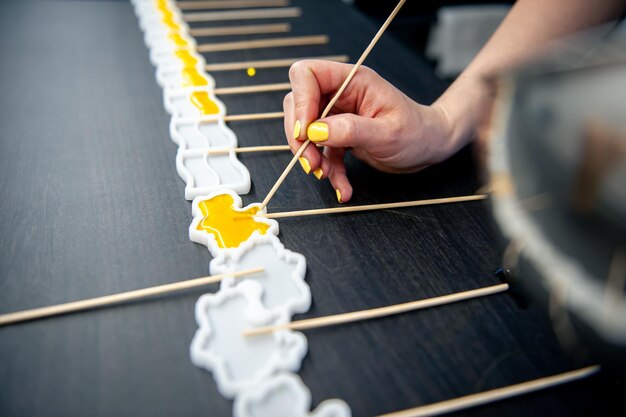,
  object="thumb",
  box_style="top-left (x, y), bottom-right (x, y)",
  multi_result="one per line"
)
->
top-left (305, 113), bottom-right (386, 149)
